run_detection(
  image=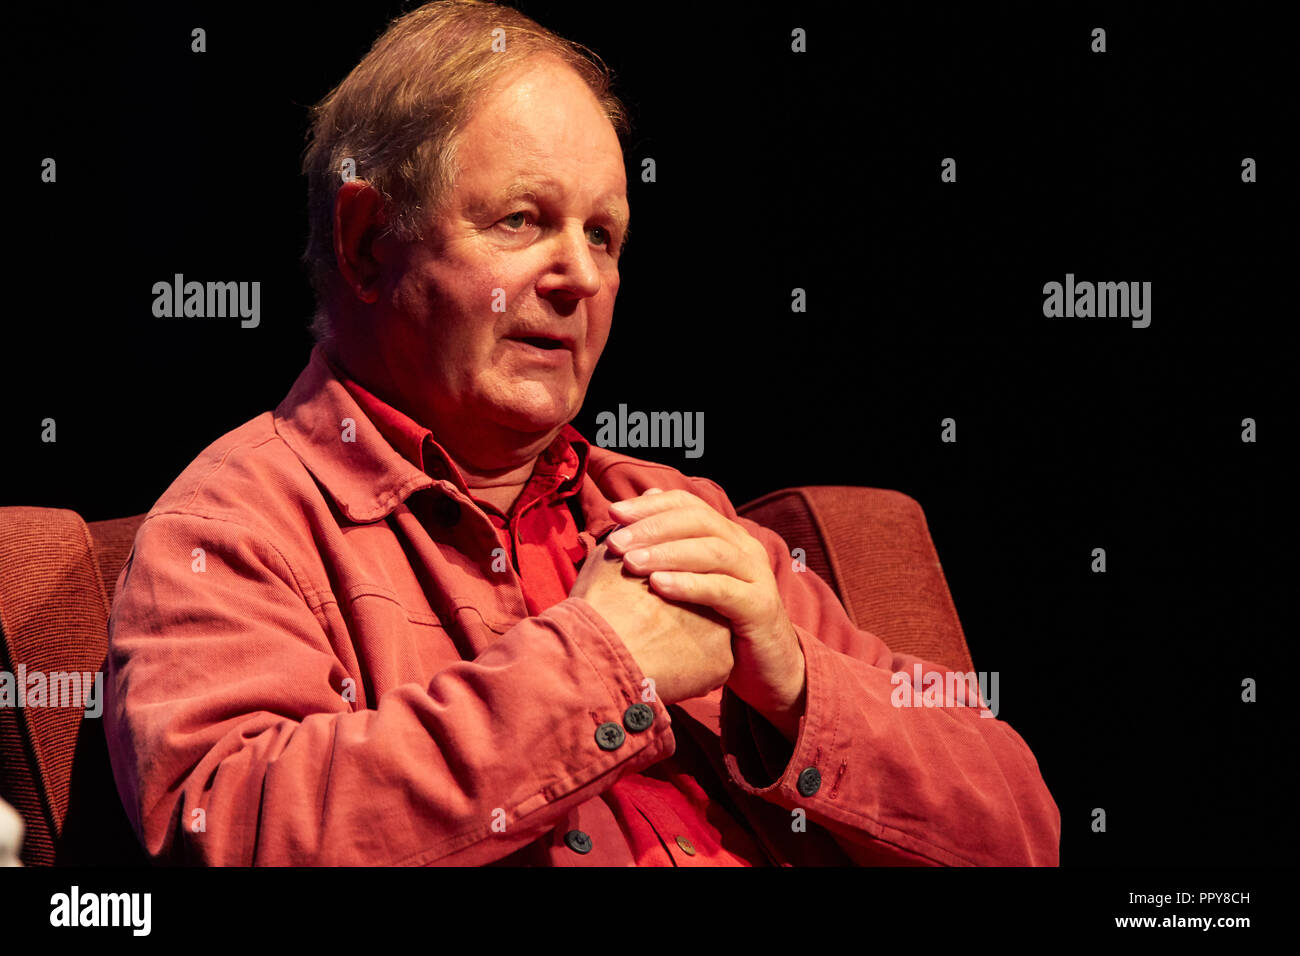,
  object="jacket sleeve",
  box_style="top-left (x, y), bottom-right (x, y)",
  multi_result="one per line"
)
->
top-left (104, 511), bottom-right (674, 866)
top-left (698, 482), bottom-right (1061, 866)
